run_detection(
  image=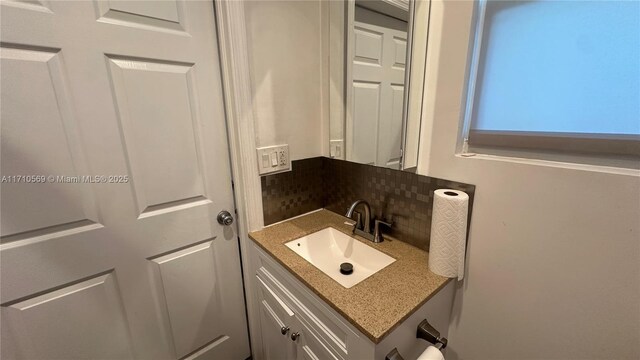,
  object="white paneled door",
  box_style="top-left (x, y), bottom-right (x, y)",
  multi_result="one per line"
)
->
top-left (0, 1), bottom-right (250, 359)
top-left (350, 6), bottom-right (407, 169)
